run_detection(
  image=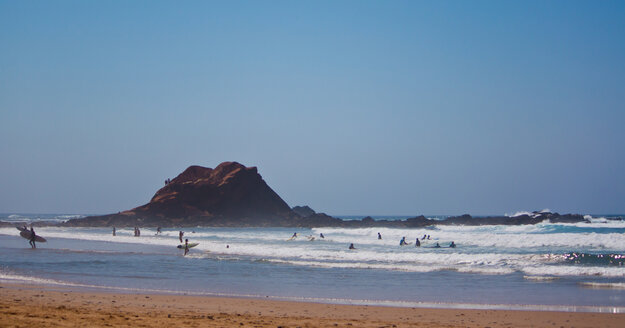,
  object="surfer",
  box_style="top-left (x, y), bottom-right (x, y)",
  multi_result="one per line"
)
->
top-left (112, 227), bottom-right (116, 236)
top-left (449, 241), bottom-right (456, 248)
top-left (422, 234), bottom-right (427, 240)
top-left (378, 232), bottom-right (382, 240)
top-left (400, 236), bottom-right (407, 246)
top-left (179, 231), bottom-right (184, 243)
top-left (415, 238), bottom-right (420, 247)
top-left (349, 243), bottom-right (356, 250)
top-left (184, 239), bottom-right (189, 256)
top-left (320, 233), bottom-right (325, 239)
top-left (291, 232), bottom-right (298, 239)
top-left (427, 235), bottom-right (431, 240)
top-left (434, 242), bottom-right (441, 248)
top-left (29, 227), bottom-right (36, 249)
top-left (156, 227), bottom-right (162, 235)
